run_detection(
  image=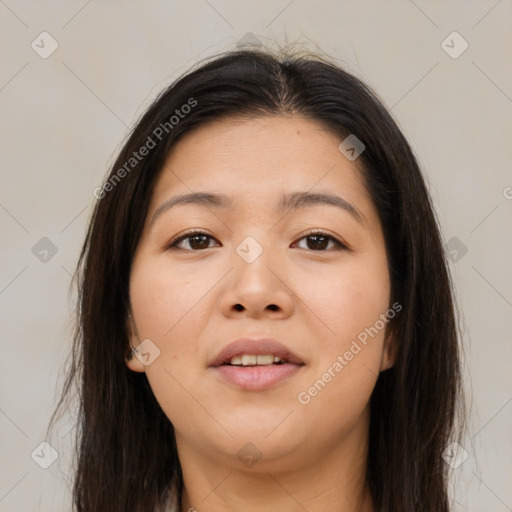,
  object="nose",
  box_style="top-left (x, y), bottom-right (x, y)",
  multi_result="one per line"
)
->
top-left (219, 246), bottom-right (294, 320)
